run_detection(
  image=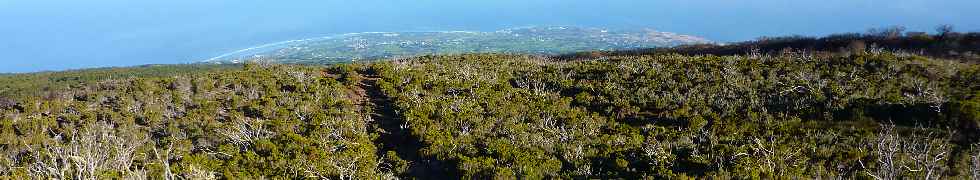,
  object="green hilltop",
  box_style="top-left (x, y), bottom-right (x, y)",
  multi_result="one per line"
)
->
top-left (0, 29), bottom-right (979, 179)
